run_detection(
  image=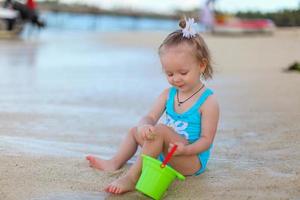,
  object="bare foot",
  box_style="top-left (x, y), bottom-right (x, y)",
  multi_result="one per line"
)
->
top-left (104, 175), bottom-right (136, 194)
top-left (86, 155), bottom-right (119, 171)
